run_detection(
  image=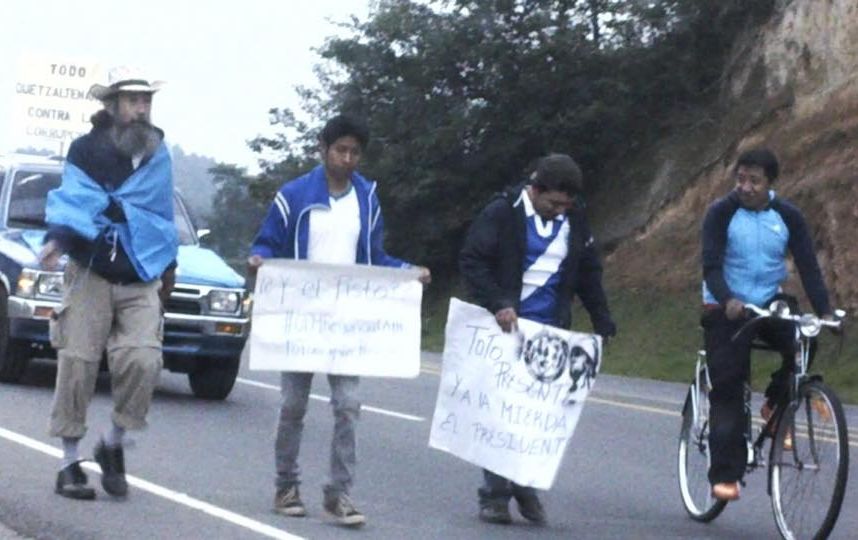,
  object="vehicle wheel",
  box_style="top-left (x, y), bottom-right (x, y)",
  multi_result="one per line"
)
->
top-left (0, 287), bottom-right (31, 383)
top-left (187, 355), bottom-right (240, 400)
top-left (678, 374), bottom-right (727, 522)
top-left (770, 380), bottom-right (849, 540)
